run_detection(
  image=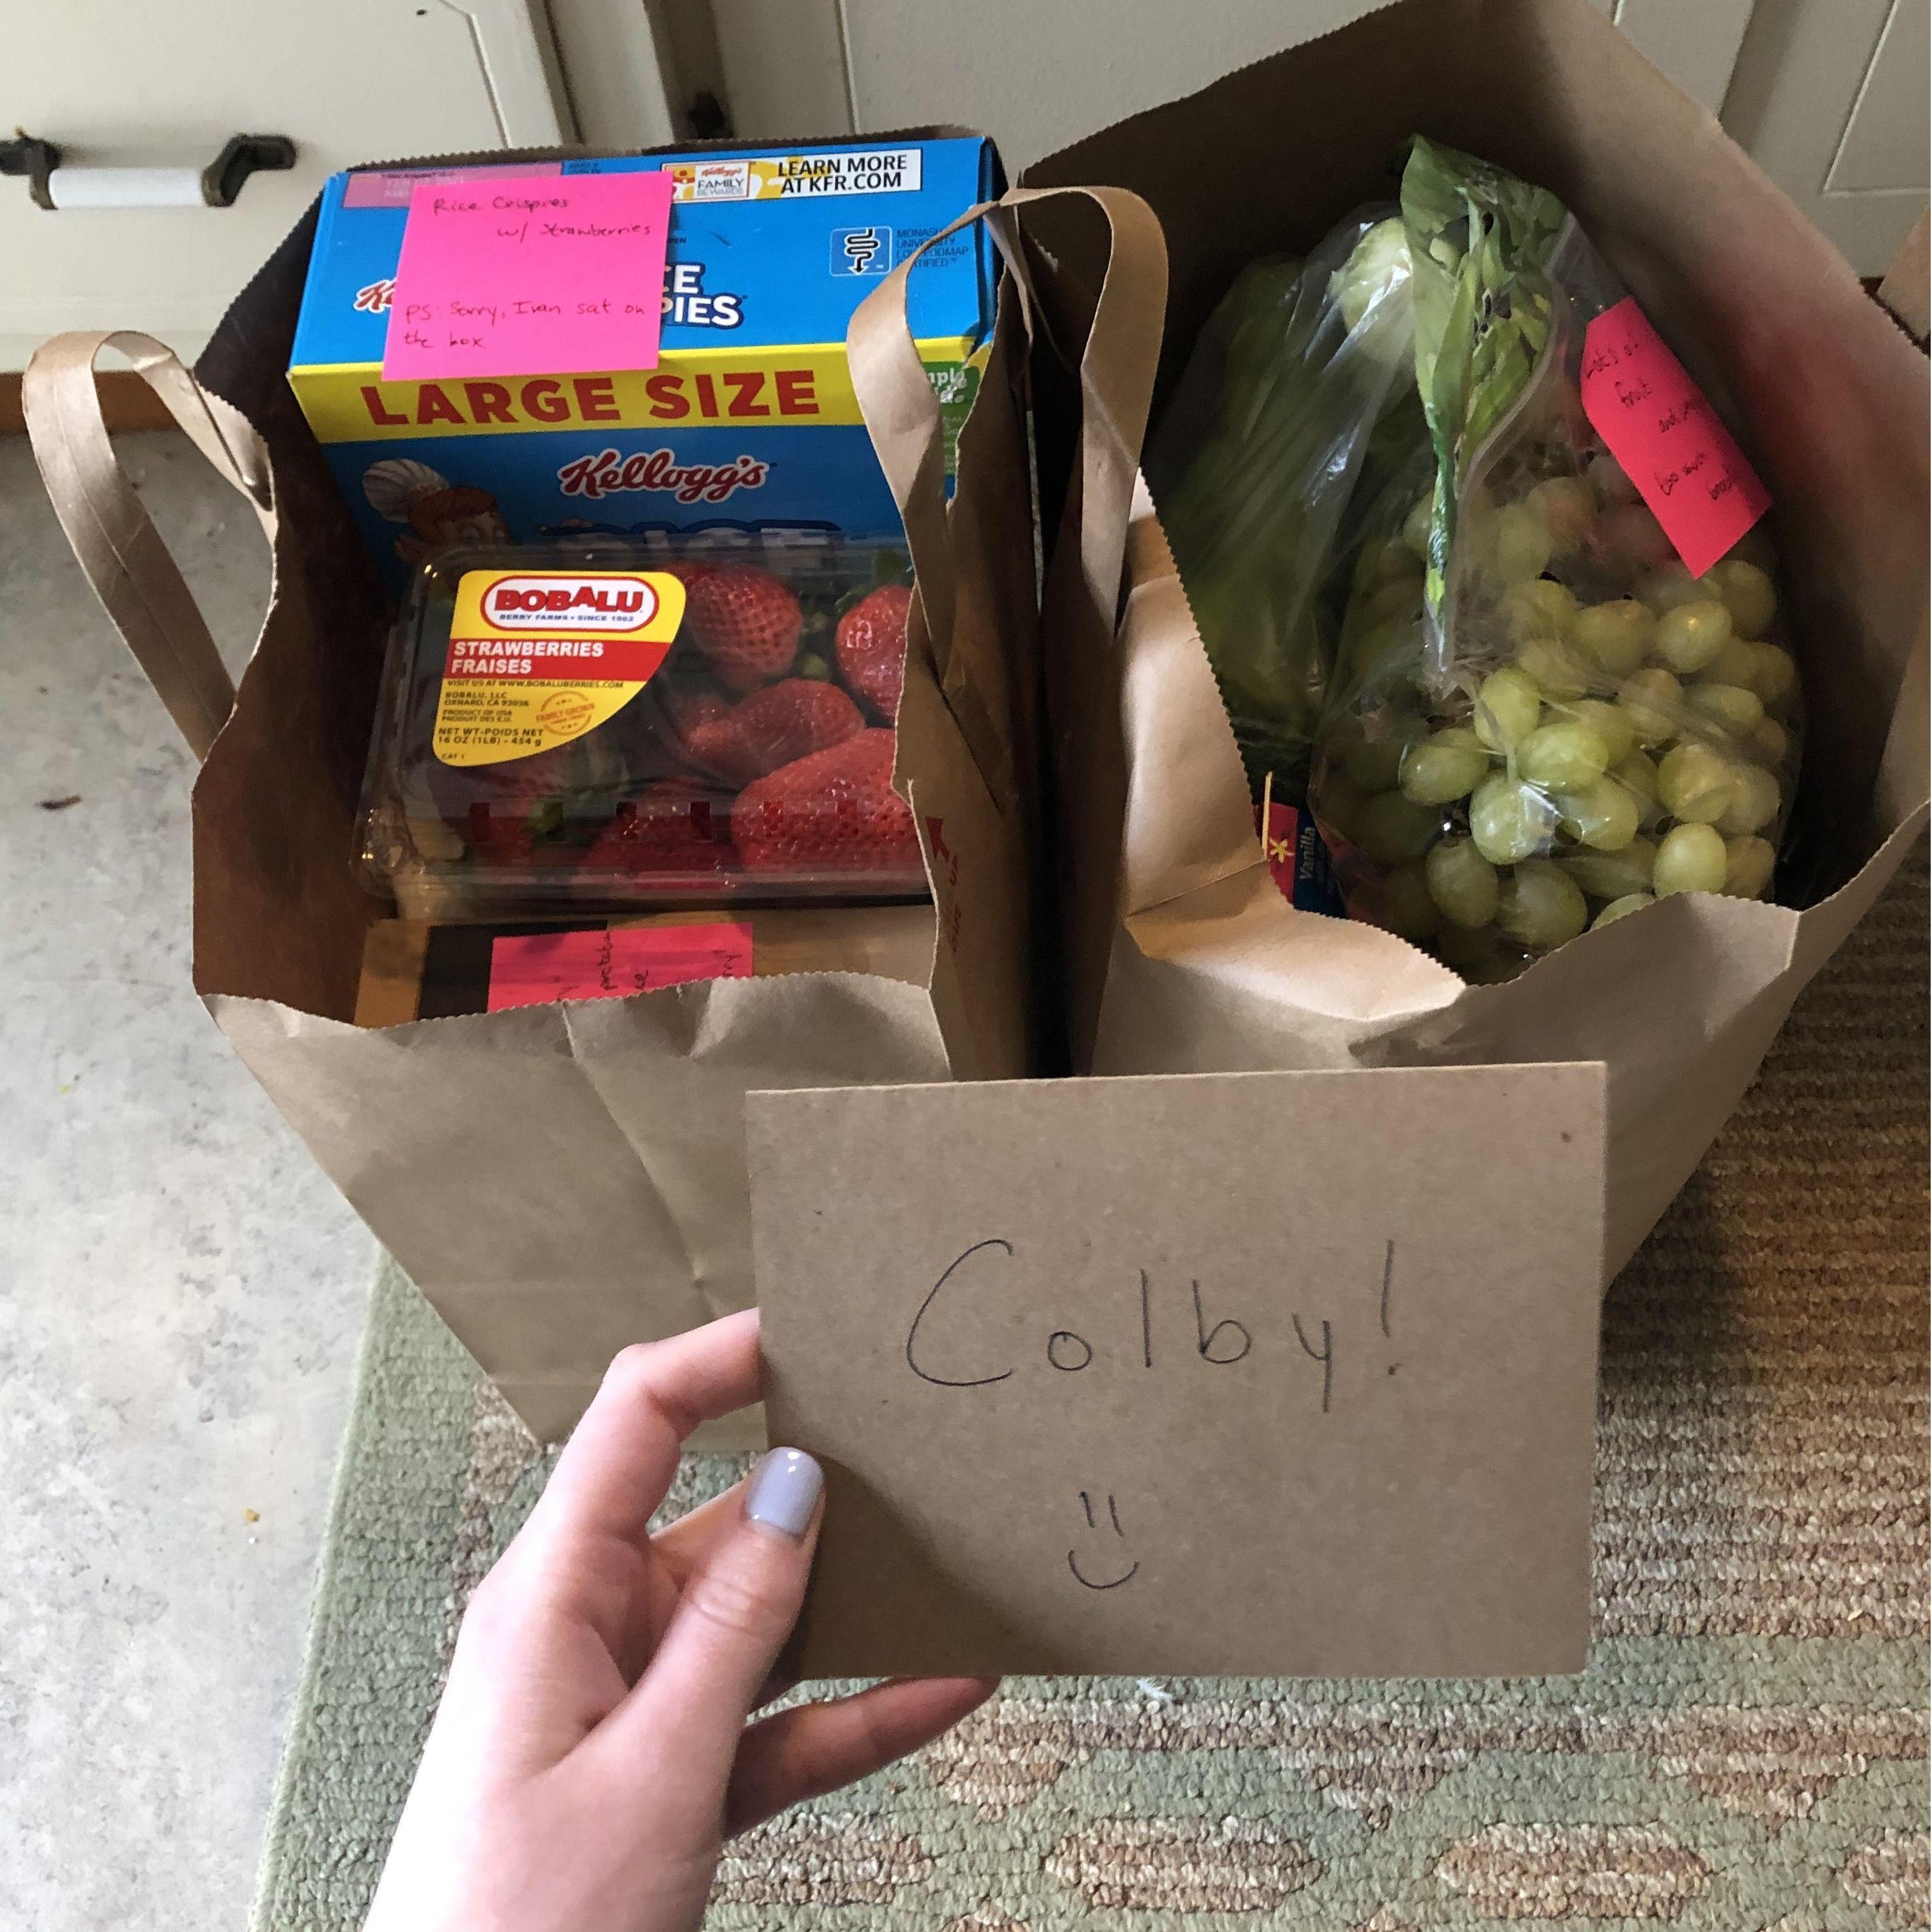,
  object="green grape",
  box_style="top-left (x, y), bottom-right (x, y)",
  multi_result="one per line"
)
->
top-left (1653, 821), bottom-right (1728, 894)
top-left (1344, 729), bottom-right (1416, 790)
top-left (1748, 643), bottom-right (1799, 710)
top-left (1493, 501), bottom-right (1555, 583)
top-left (1598, 501), bottom-right (1675, 567)
top-left (1433, 919), bottom-right (1496, 972)
top-left (1715, 761), bottom-right (1781, 836)
top-left (1571, 598), bottom-right (1654, 677)
top-left (1592, 892), bottom-right (1654, 929)
top-left (1360, 571), bottom-right (1427, 627)
top-left (1356, 534), bottom-right (1424, 590)
top-left (1518, 721), bottom-right (1611, 790)
top-left (1425, 836), bottom-right (1501, 929)
top-left (1374, 860), bottom-right (1442, 941)
top-left (1589, 448), bottom-right (1643, 506)
top-left (1751, 716), bottom-right (1791, 766)
top-left (1496, 858), bottom-right (1589, 949)
top-left (1636, 563), bottom-right (1717, 616)
top-left (1613, 750), bottom-right (1662, 823)
top-left (1711, 557), bottom-right (1776, 639)
top-left (1400, 727), bottom-right (1493, 805)
top-left (1514, 634), bottom-right (1591, 699)
top-left (1554, 698), bottom-right (1637, 766)
top-left (1562, 837), bottom-right (1656, 899)
top-left (1469, 772), bottom-right (1556, 865)
top-left (1555, 774), bottom-right (1641, 850)
top-left (1693, 634), bottom-right (1760, 688)
top-left (1354, 790), bottom-right (1444, 863)
top-left (1656, 740), bottom-right (1740, 824)
top-left (1504, 578), bottom-right (1580, 642)
top-left (1473, 667), bottom-right (1545, 750)
top-left (1525, 476), bottom-right (1595, 553)
top-left (1686, 682), bottom-right (1765, 733)
top-left (1723, 833), bottom-right (1777, 900)
top-left (1653, 599), bottom-right (1735, 675)
top-left (1618, 668), bottom-right (1684, 746)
